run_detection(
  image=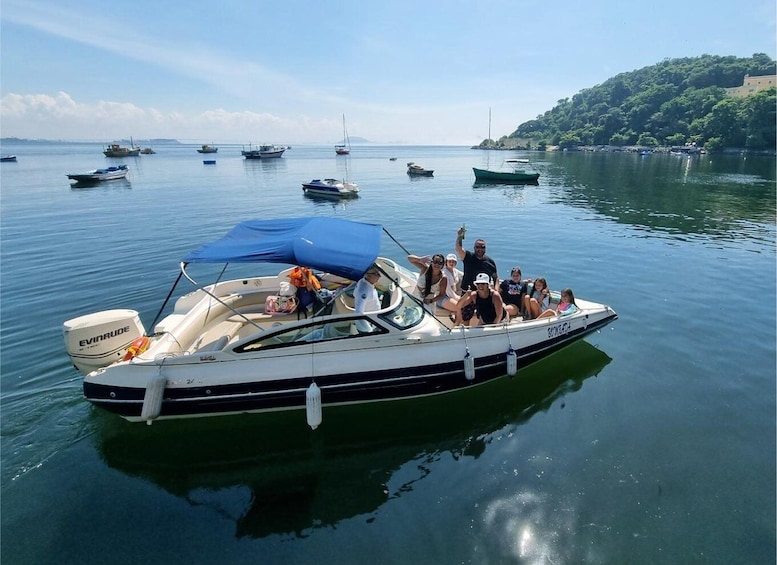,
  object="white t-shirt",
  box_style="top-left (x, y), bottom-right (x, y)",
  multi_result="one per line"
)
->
top-left (443, 266), bottom-right (463, 299)
top-left (415, 267), bottom-right (444, 299)
top-left (354, 277), bottom-right (380, 332)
